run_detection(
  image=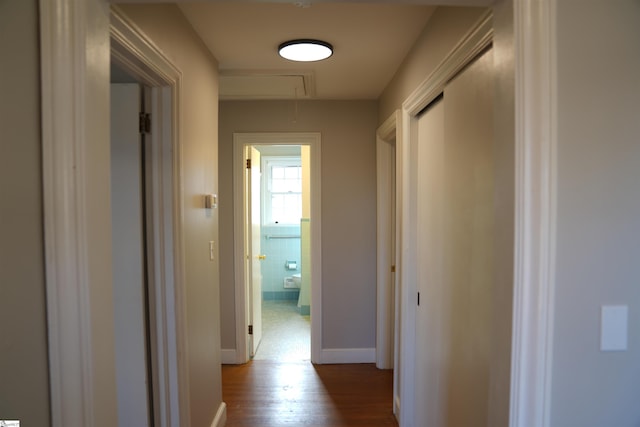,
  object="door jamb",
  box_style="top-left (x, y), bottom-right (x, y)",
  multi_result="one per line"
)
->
top-left (376, 111), bottom-right (398, 370)
top-left (232, 133), bottom-right (322, 364)
top-left (376, 111), bottom-right (401, 416)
